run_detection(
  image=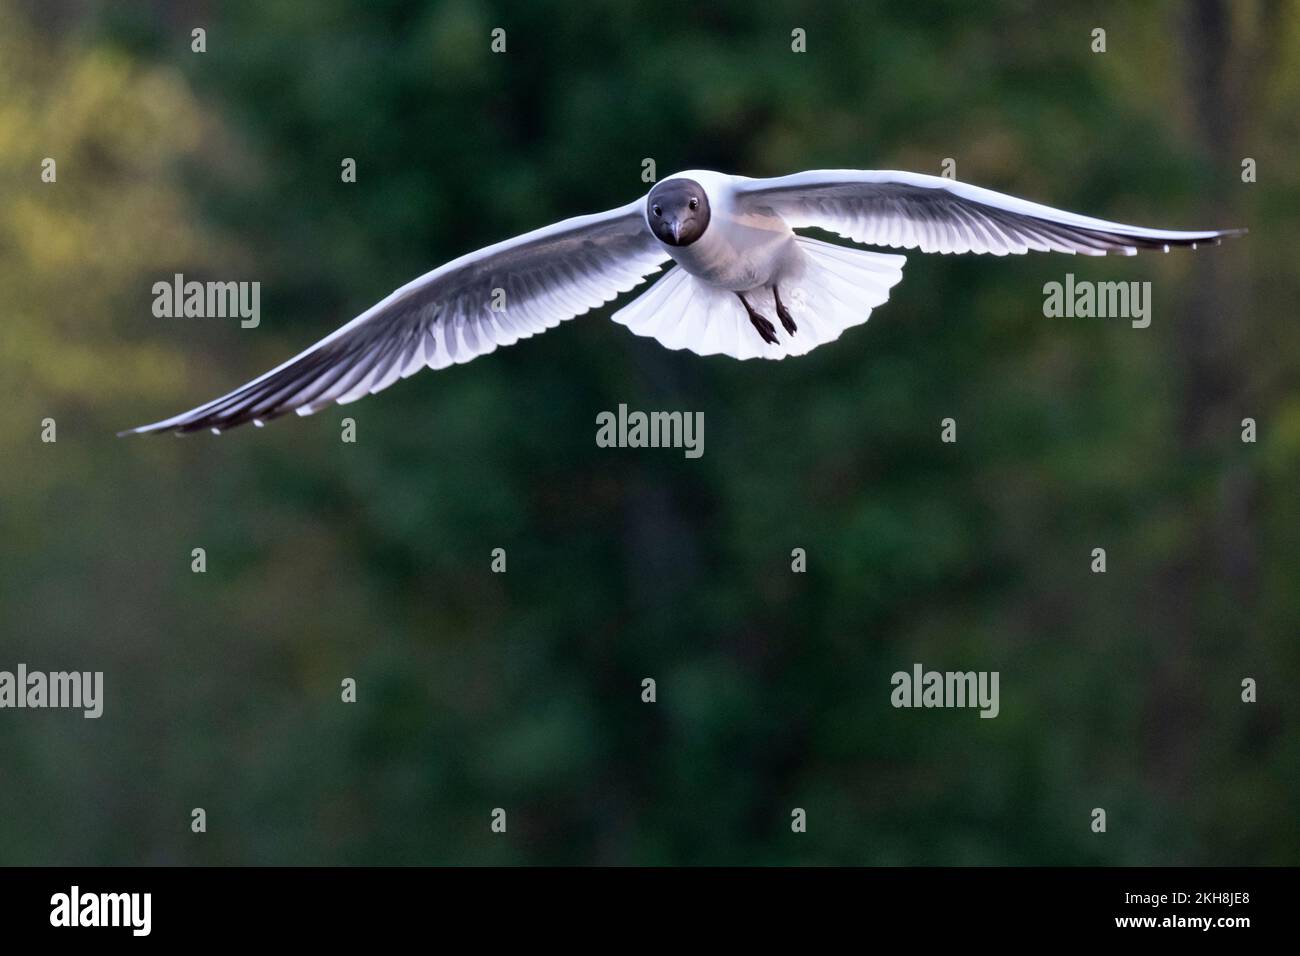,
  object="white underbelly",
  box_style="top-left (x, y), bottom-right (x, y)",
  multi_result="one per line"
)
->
top-left (663, 212), bottom-right (798, 291)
